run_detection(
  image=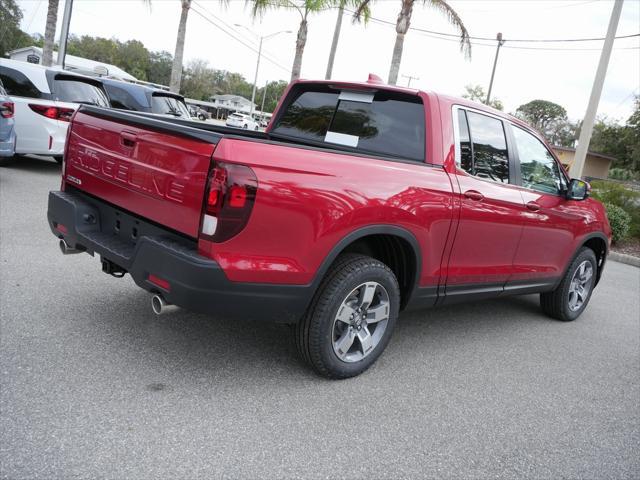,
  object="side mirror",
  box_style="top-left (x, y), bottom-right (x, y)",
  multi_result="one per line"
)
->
top-left (567, 178), bottom-right (590, 200)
